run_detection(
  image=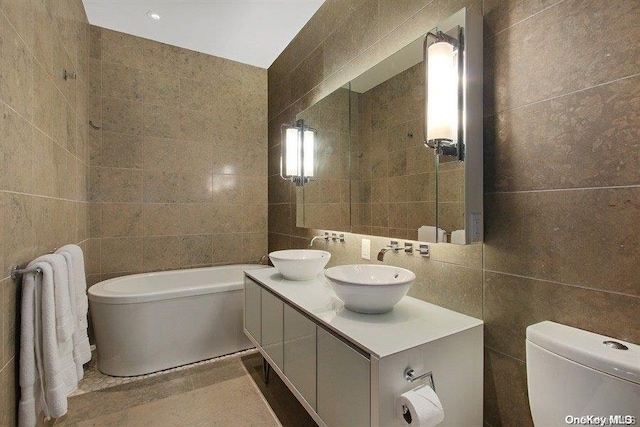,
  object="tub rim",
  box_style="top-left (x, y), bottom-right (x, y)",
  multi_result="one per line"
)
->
top-left (88, 264), bottom-right (265, 305)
